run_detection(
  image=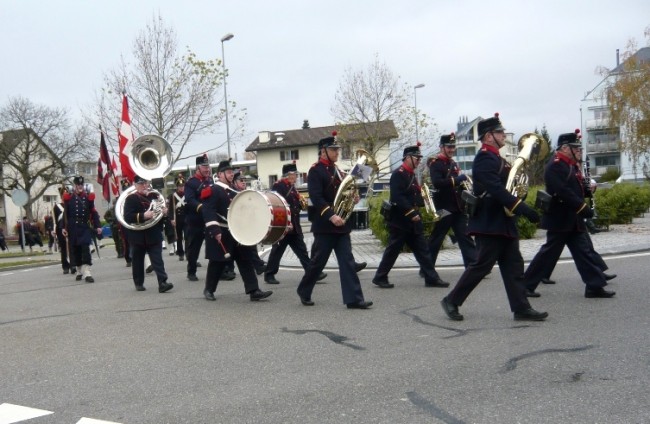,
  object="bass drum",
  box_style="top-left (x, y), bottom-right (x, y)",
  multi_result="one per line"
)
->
top-left (227, 190), bottom-right (291, 246)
